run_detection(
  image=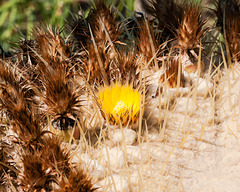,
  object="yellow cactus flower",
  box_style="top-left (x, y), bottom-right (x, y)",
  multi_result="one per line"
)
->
top-left (98, 82), bottom-right (141, 125)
